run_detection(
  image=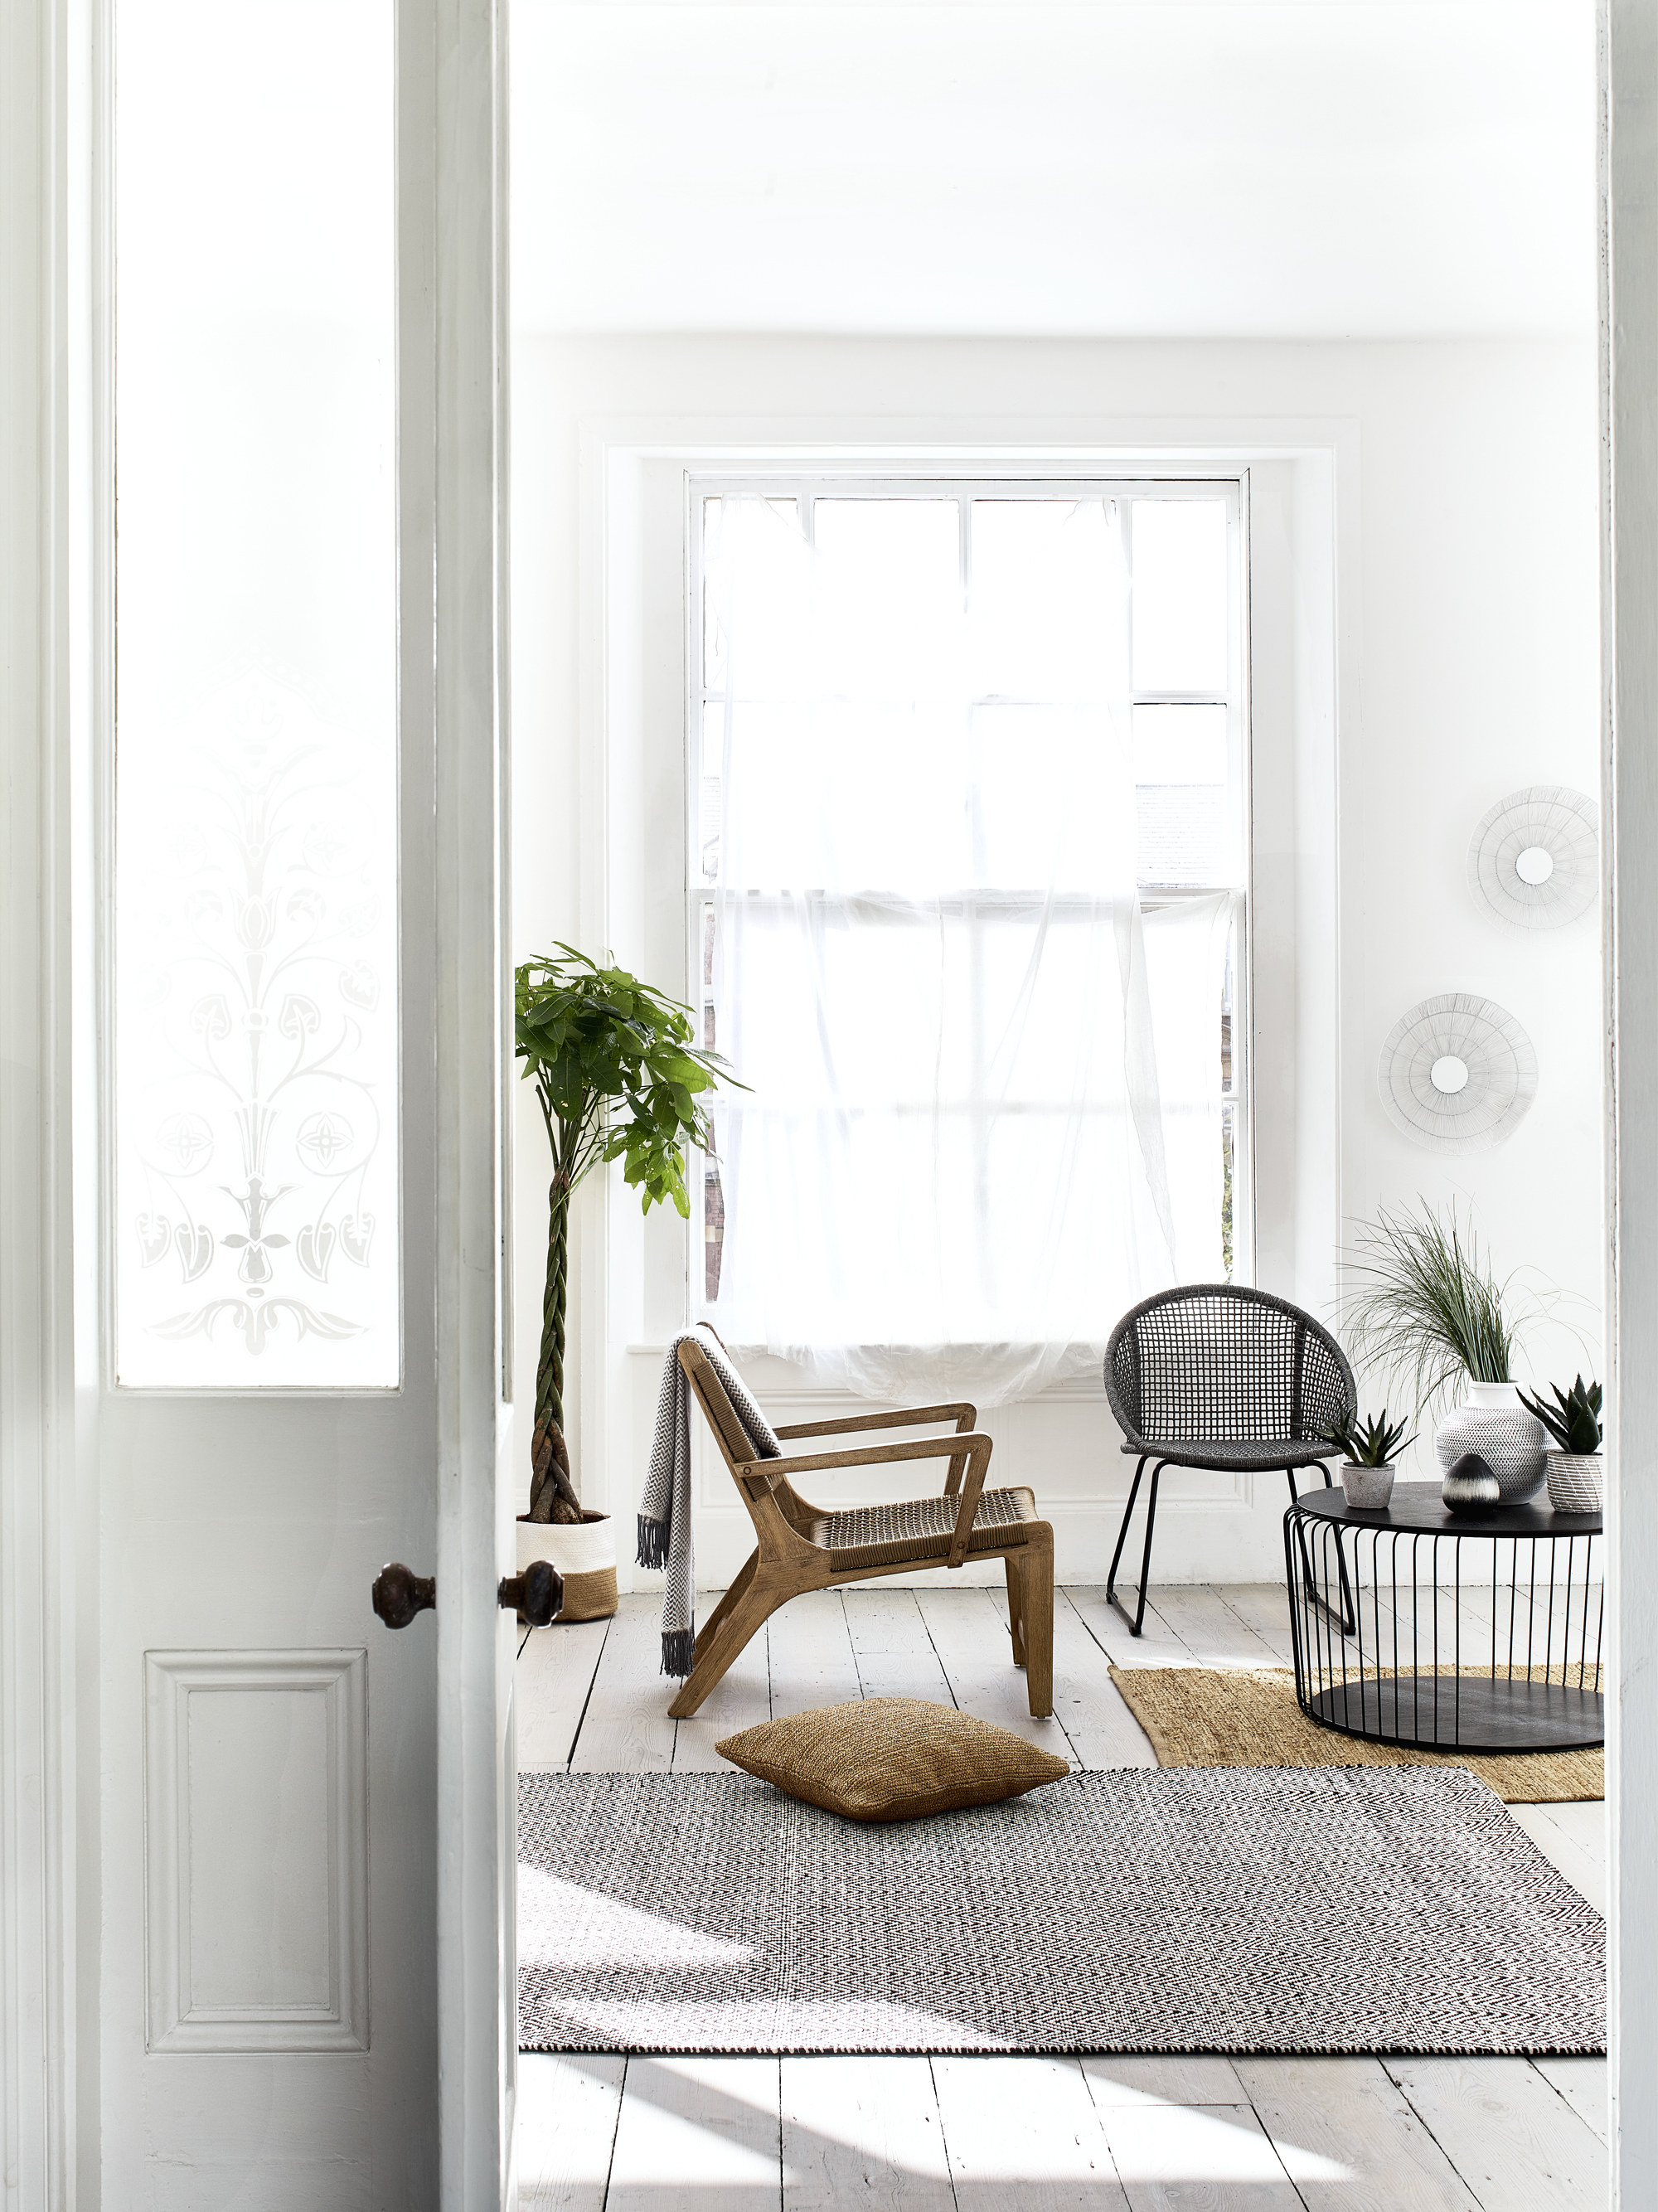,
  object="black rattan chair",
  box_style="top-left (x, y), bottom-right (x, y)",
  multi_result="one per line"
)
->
top-left (1103, 1284), bottom-right (1357, 1637)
